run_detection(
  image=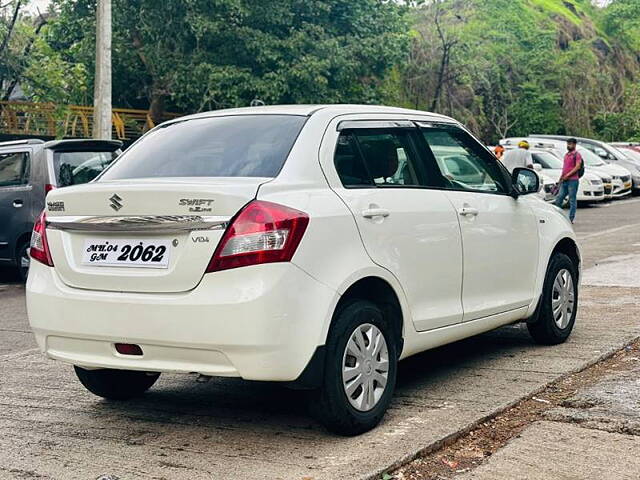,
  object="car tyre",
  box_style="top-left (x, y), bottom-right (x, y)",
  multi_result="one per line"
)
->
top-left (16, 241), bottom-right (30, 282)
top-left (312, 299), bottom-right (397, 436)
top-left (528, 253), bottom-right (578, 345)
top-left (74, 366), bottom-right (160, 400)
